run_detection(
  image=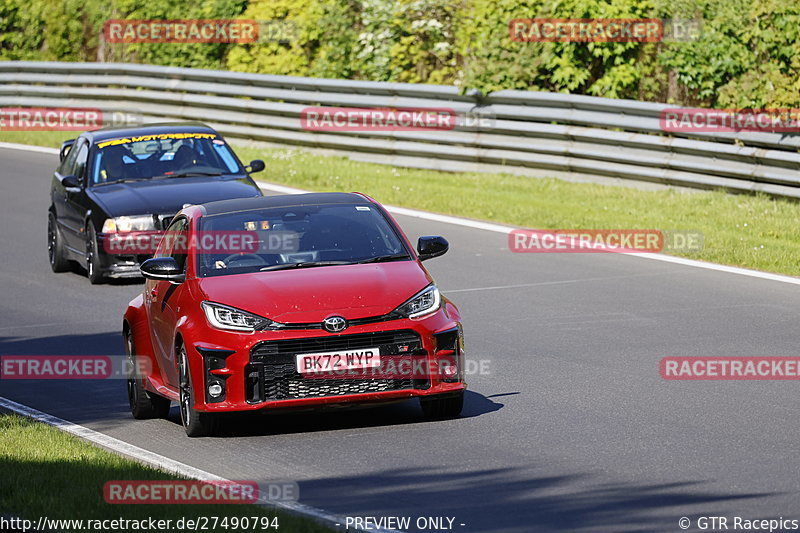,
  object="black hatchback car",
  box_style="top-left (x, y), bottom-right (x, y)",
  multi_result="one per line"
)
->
top-left (48, 122), bottom-right (265, 283)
